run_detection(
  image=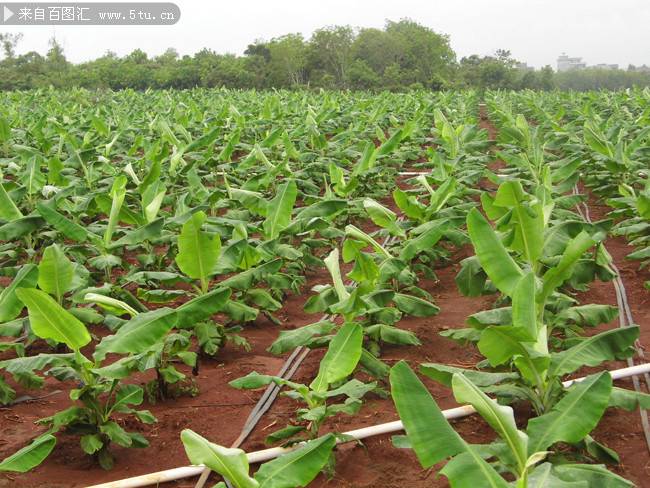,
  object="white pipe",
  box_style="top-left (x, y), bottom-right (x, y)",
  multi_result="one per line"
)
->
top-left (397, 171), bottom-right (429, 176)
top-left (87, 362), bottom-right (650, 488)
